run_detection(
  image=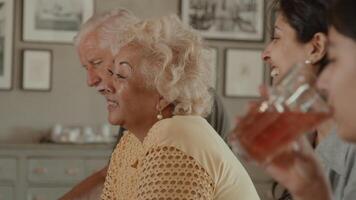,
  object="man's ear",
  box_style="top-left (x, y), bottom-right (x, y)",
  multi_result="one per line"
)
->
top-left (307, 32), bottom-right (328, 64)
